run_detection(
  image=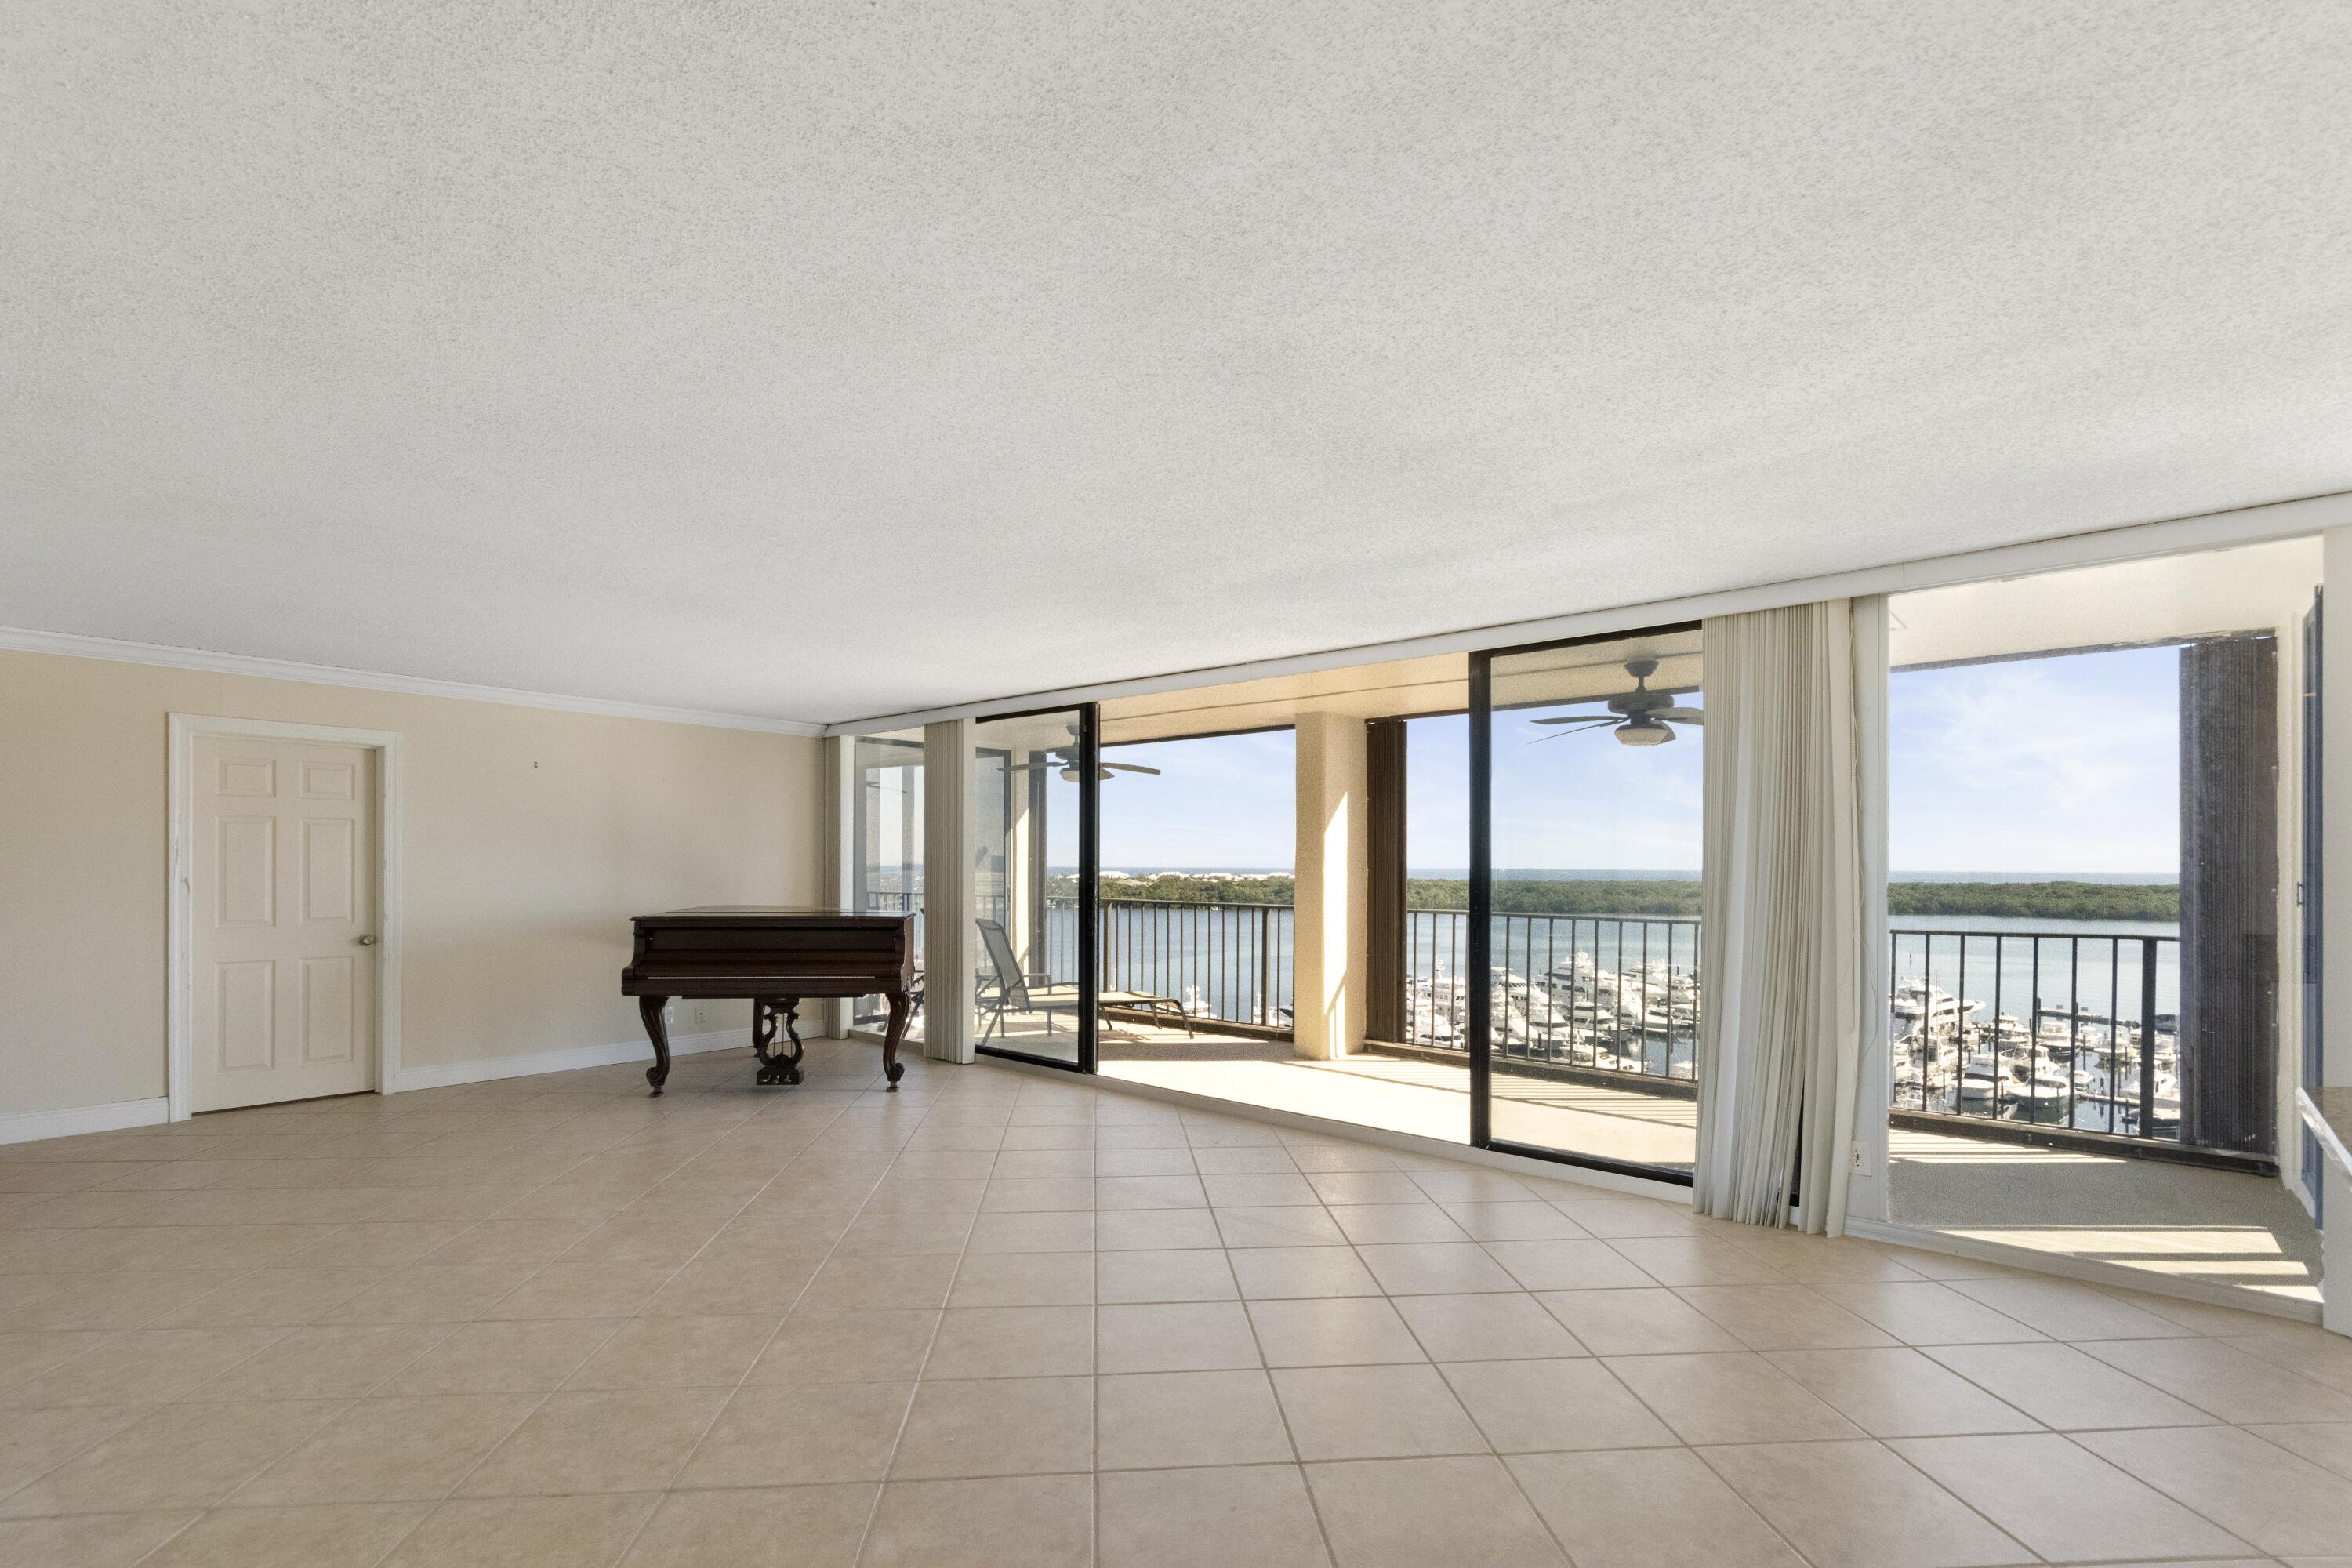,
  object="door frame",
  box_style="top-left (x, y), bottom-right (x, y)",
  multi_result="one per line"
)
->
top-left (167, 714), bottom-right (405, 1121)
top-left (971, 701), bottom-right (1098, 1075)
top-left (1468, 620), bottom-right (1704, 1185)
